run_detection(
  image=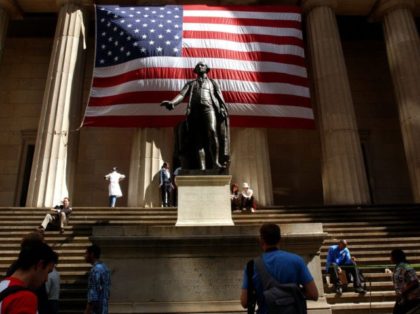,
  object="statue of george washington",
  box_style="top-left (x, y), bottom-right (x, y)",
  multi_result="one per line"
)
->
top-left (161, 62), bottom-right (230, 171)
